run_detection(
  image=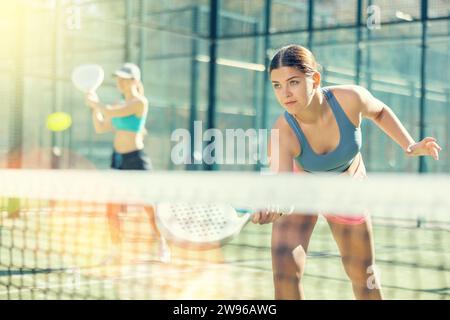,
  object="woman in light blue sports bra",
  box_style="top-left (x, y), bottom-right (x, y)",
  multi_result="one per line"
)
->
top-left (252, 45), bottom-right (441, 300)
top-left (85, 63), bottom-right (170, 263)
